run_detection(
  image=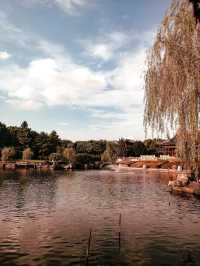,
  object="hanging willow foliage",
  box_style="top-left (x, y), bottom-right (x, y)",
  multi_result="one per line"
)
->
top-left (144, 0), bottom-right (200, 165)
